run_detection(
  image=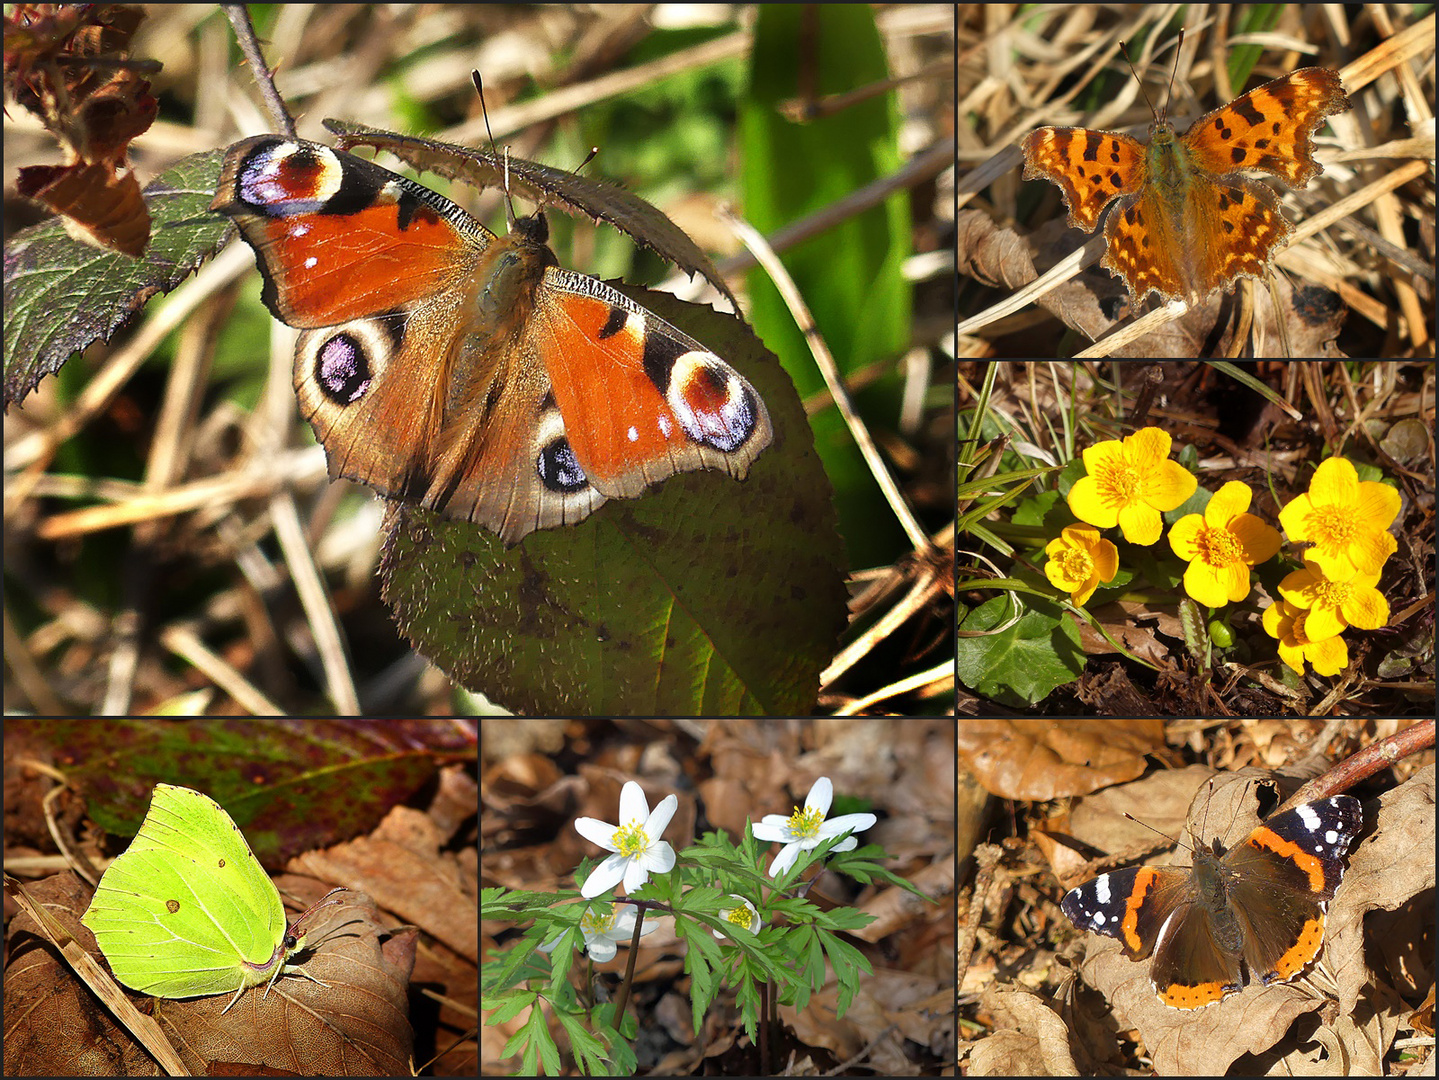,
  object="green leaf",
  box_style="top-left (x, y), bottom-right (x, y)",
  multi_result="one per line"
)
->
top-left (676, 915), bottom-right (721, 1035)
top-left (489, 935), bottom-right (541, 991)
top-left (554, 1002), bottom-right (611, 1076)
top-left (818, 929), bottom-right (873, 1019)
top-left (483, 988), bottom-right (537, 1027)
top-left (956, 594), bottom-right (1085, 706)
top-left (734, 966), bottom-right (762, 1046)
top-left (505, 999), bottom-right (560, 1077)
